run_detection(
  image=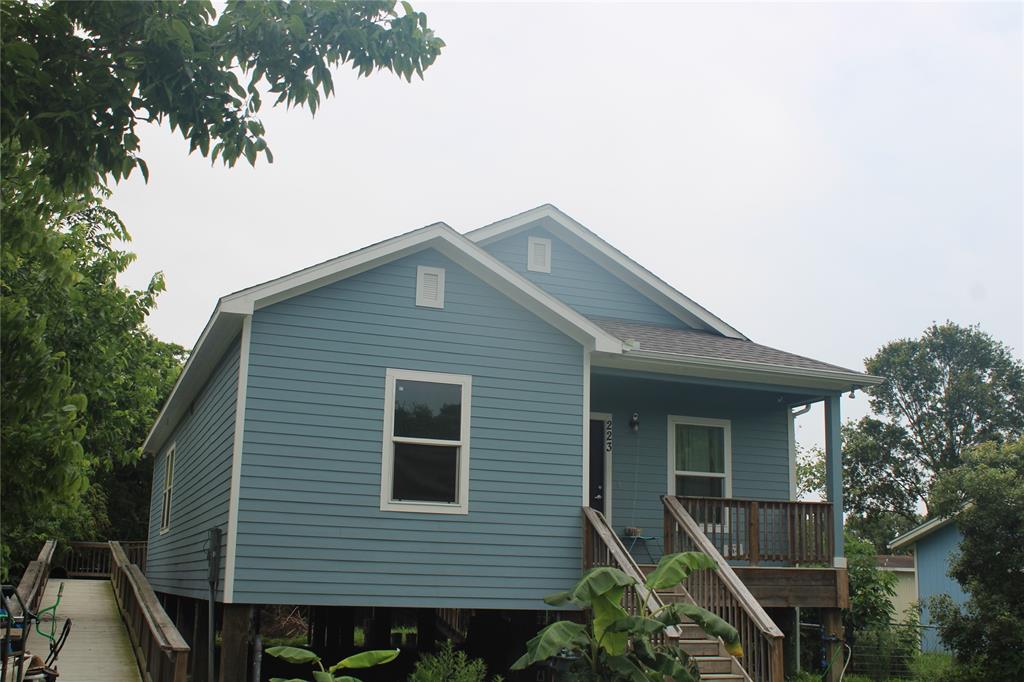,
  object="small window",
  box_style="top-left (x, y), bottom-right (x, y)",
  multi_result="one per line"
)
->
top-left (160, 445), bottom-right (175, 533)
top-left (669, 417), bottom-right (731, 498)
top-left (527, 236), bottom-right (552, 273)
top-left (416, 266), bottom-right (445, 308)
top-left (381, 369), bottom-right (471, 514)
